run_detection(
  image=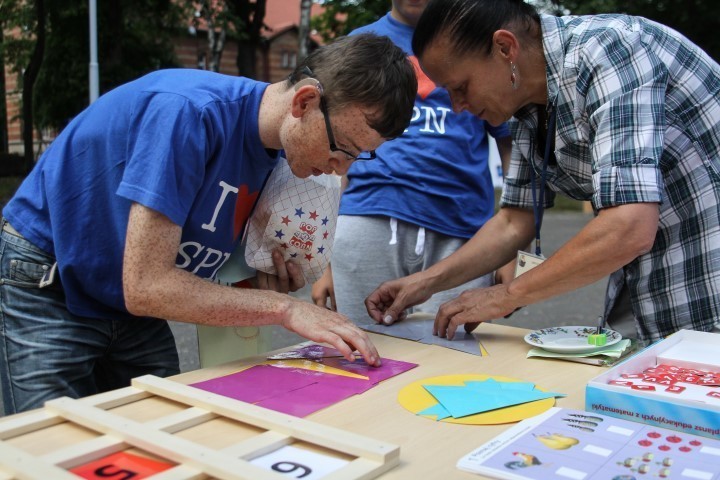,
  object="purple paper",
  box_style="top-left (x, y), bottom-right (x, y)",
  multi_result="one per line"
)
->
top-left (320, 357), bottom-right (418, 383)
top-left (190, 350), bottom-right (417, 417)
top-left (257, 383), bottom-right (359, 417)
top-left (269, 364), bottom-right (376, 394)
top-left (191, 364), bottom-right (373, 410)
top-left (190, 365), bottom-right (315, 403)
